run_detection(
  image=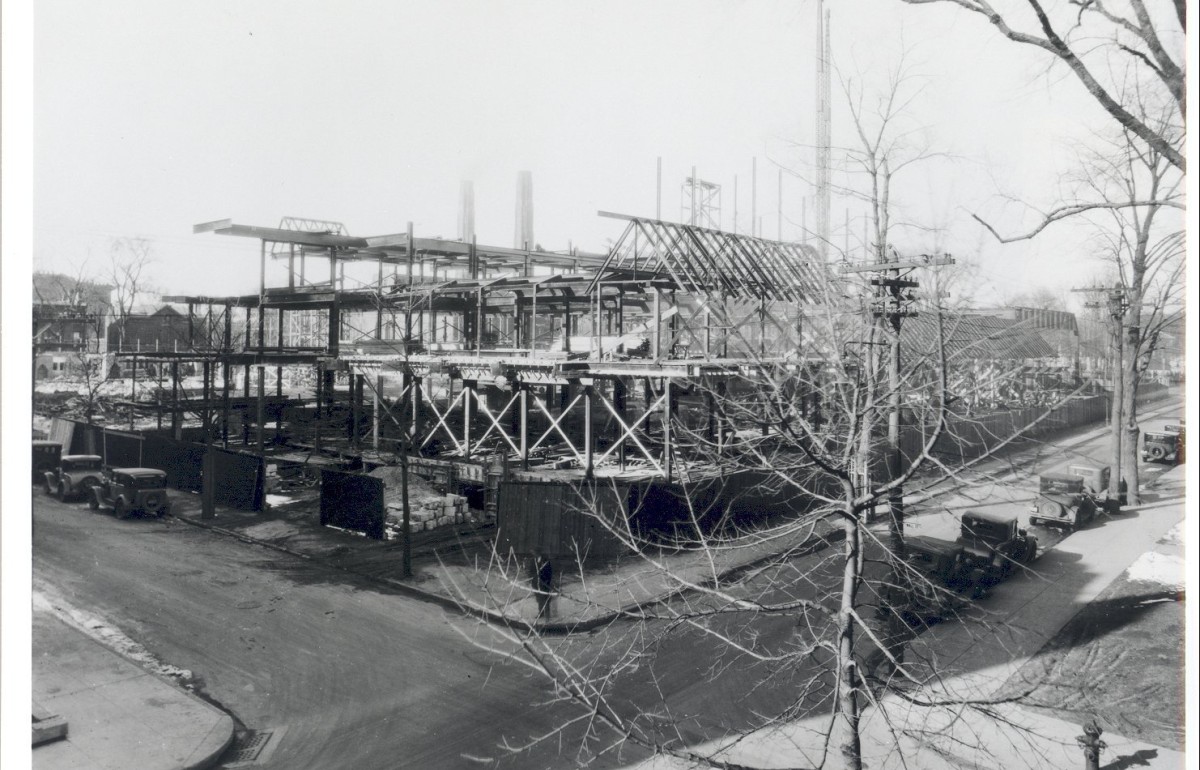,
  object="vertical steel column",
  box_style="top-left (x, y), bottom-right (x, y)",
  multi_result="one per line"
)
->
top-left (411, 373), bottom-right (420, 444)
top-left (704, 308), bottom-right (711, 359)
top-left (202, 361), bottom-right (211, 438)
top-left (530, 284), bottom-right (538, 351)
top-left (315, 363), bottom-right (323, 418)
top-left (513, 293), bottom-right (523, 348)
top-left (519, 384), bottom-right (529, 469)
top-left (289, 244), bottom-right (295, 288)
top-left (584, 383), bottom-right (594, 477)
top-left (593, 285), bottom-right (601, 358)
top-left (350, 372), bottom-right (361, 448)
top-left (257, 365), bottom-right (265, 458)
top-left (652, 289), bottom-right (661, 359)
top-left (156, 364), bottom-right (164, 430)
top-left (563, 297), bottom-right (571, 353)
top-left (372, 373), bottom-right (381, 451)
top-left (475, 288), bottom-right (484, 351)
top-left (375, 252), bottom-right (384, 340)
top-left (613, 378), bottom-right (628, 469)
top-left (170, 360), bottom-right (180, 439)
top-left (258, 240), bottom-right (266, 350)
top-left (131, 354), bottom-right (138, 420)
top-left (222, 359), bottom-right (230, 448)
top-left (462, 380), bottom-right (474, 456)
top-left (407, 222), bottom-right (415, 347)
top-left (662, 379), bottom-right (672, 482)
top-left (276, 365), bottom-right (283, 441)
